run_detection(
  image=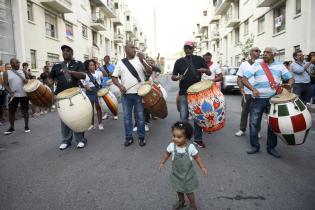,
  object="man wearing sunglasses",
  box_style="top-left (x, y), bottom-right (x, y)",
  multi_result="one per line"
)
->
top-left (172, 41), bottom-right (211, 148)
top-left (241, 47), bottom-right (294, 158)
